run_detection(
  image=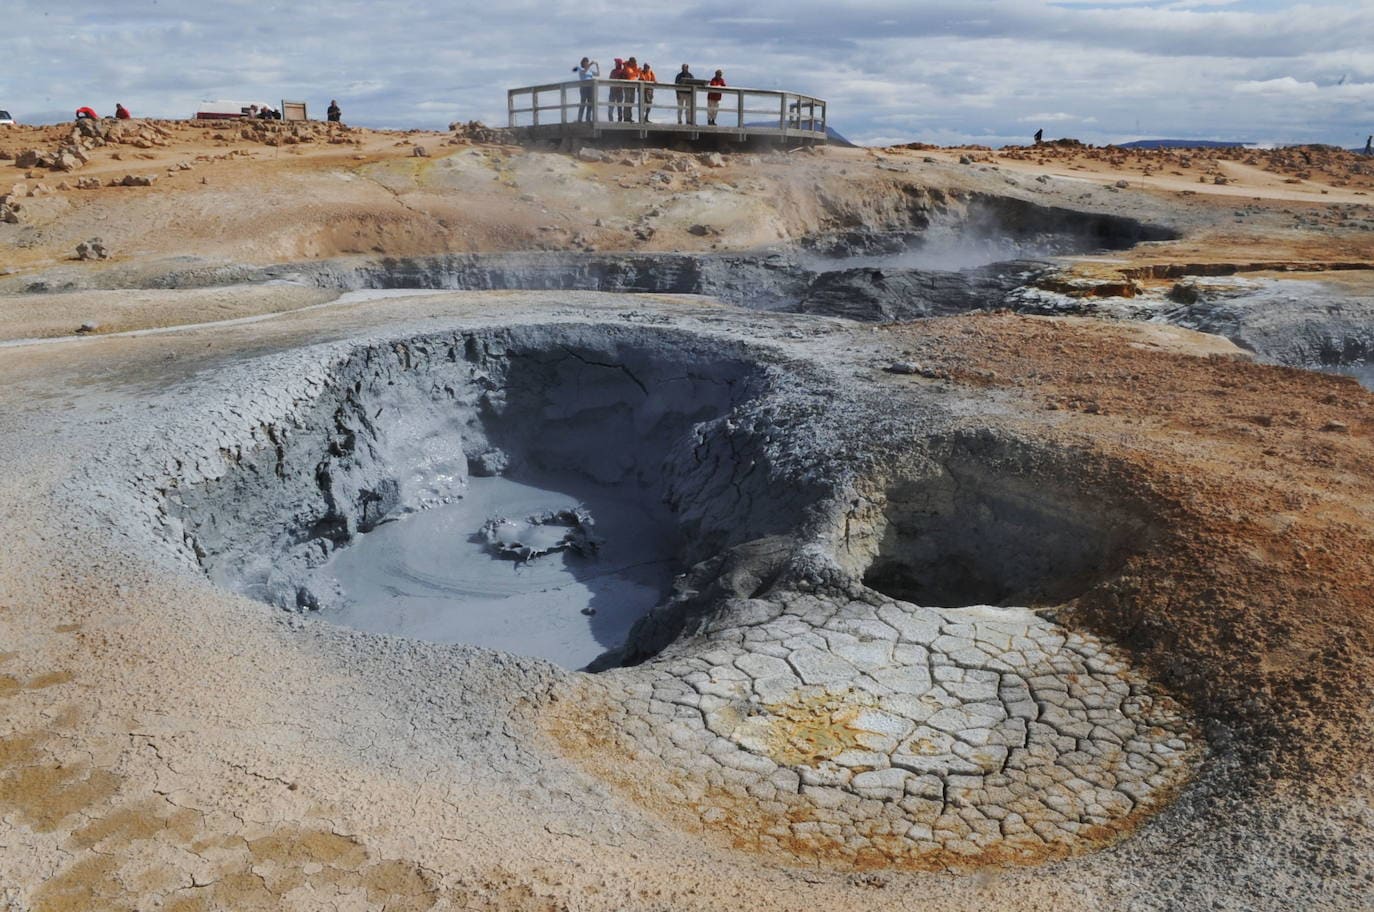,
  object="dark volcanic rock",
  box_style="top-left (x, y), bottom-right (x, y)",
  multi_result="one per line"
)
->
top-left (794, 260), bottom-right (1058, 322)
